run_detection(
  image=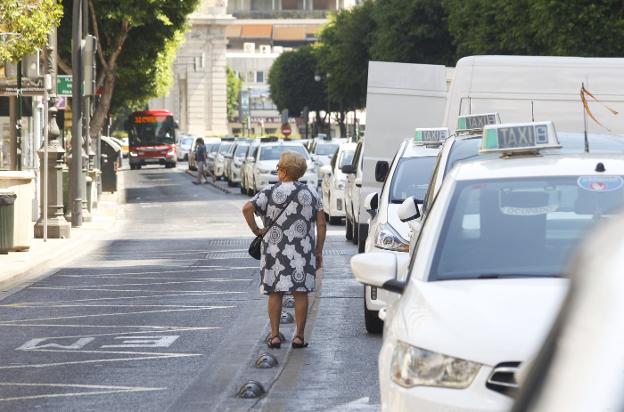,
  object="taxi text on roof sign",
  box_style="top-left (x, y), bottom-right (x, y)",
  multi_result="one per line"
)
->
top-left (480, 121), bottom-right (561, 154)
top-left (456, 113), bottom-right (499, 132)
top-left (414, 128), bottom-right (450, 145)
